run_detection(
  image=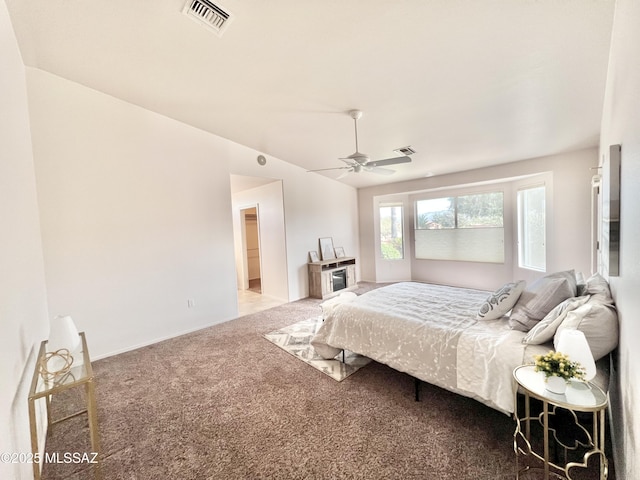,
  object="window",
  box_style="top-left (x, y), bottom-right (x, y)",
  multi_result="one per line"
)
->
top-left (517, 185), bottom-right (546, 271)
top-left (416, 197), bottom-right (455, 229)
top-left (379, 203), bottom-right (404, 259)
top-left (415, 191), bottom-right (504, 263)
top-left (456, 192), bottom-right (504, 228)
